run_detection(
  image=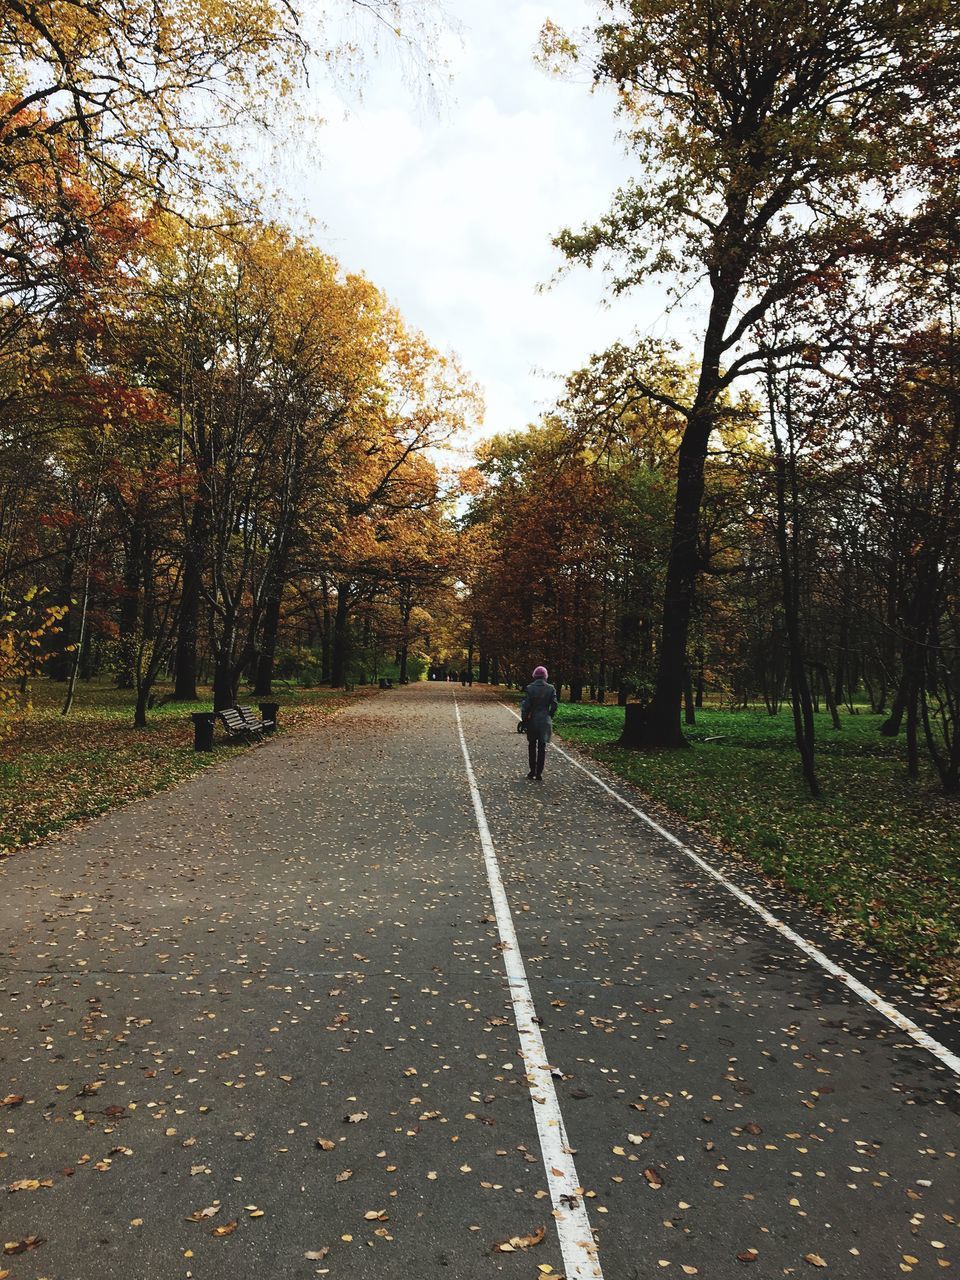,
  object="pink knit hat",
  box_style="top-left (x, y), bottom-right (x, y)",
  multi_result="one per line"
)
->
top-left (532, 665), bottom-right (548, 679)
